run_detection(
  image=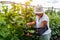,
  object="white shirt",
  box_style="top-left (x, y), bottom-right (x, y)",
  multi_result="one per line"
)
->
top-left (36, 14), bottom-right (51, 35)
